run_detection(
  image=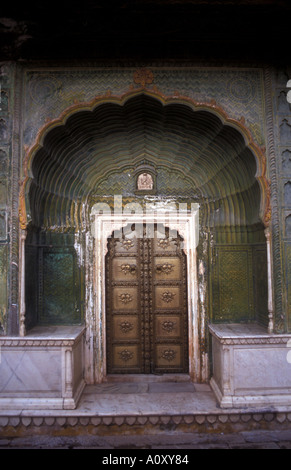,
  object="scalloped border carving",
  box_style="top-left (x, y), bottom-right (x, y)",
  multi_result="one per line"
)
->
top-left (19, 87), bottom-right (270, 230)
